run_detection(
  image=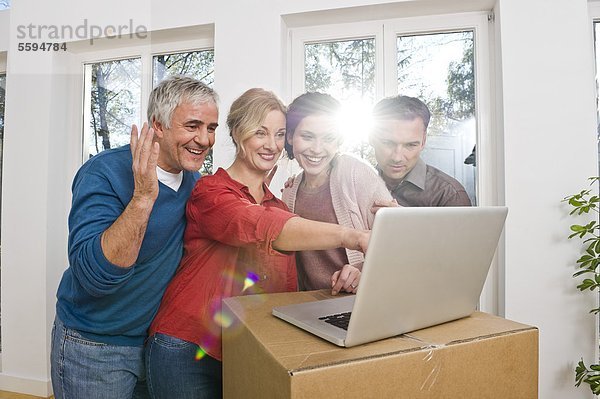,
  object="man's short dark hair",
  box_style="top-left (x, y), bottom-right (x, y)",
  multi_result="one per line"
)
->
top-left (371, 95), bottom-right (431, 129)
